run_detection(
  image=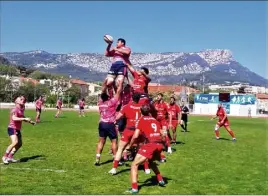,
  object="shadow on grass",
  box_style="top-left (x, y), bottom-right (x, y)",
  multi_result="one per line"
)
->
top-left (114, 168), bottom-right (130, 175)
top-left (100, 159), bottom-right (113, 165)
top-left (38, 121), bottom-right (52, 123)
top-left (139, 176), bottom-right (172, 190)
top-left (219, 137), bottom-right (231, 141)
top-left (172, 141), bottom-right (185, 145)
top-left (19, 155), bottom-right (46, 163)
